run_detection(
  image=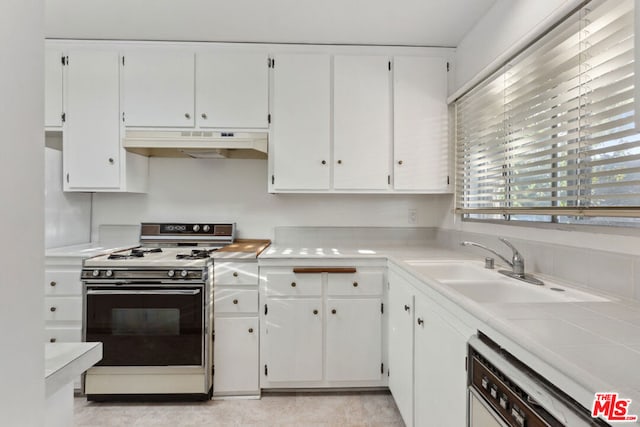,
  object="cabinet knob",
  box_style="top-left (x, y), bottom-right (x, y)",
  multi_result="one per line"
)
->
top-left (398, 160), bottom-right (404, 165)
top-left (201, 113), bottom-right (208, 119)
top-left (248, 328), bottom-right (254, 333)
top-left (353, 281), bottom-right (358, 287)
top-left (185, 113), bottom-right (191, 119)
top-left (337, 160), bottom-right (343, 165)
top-left (291, 282), bottom-right (297, 287)
top-left (233, 272), bottom-right (239, 277)
top-left (233, 299), bottom-right (238, 305)
top-left (313, 309), bottom-right (318, 315)
top-left (50, 307), bottom-right (56, 312)
top-left (50, 281), bottom-right (57, 287)
top-left (331, 309), bottom-right (337, 314)
top-left (108, 158), bottom-right (114, 164)
top-left (417, 318), bottom-right (424, 326)
top-left (49, 338), bottom-right (57, 343)
top-left (321, 160), bottom-right (326, 165)
top-left (404, 304), bottom-right (410, 312)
